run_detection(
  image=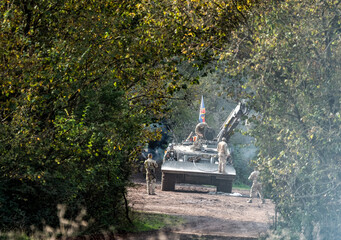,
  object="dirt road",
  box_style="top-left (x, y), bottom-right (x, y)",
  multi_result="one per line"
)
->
top-left (121, 175), bottom-right (275, 240)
